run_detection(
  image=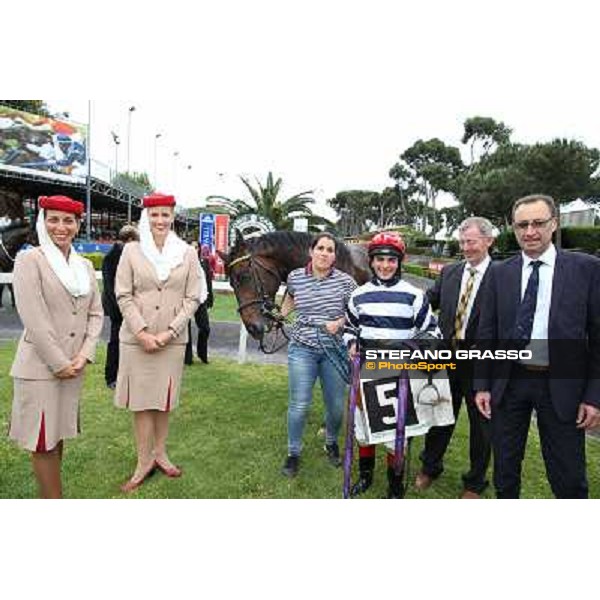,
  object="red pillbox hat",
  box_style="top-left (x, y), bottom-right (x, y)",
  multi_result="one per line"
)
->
top-left (39, 195), bottom-right (84, 216)
top-left (143, 193), bottom-right (176, 208)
